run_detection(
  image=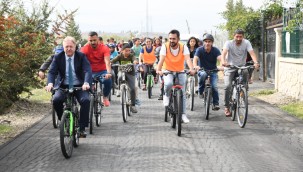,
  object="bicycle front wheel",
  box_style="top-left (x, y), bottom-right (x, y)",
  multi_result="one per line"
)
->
top-left (60, 111), bottom-right (74, 159)
top-left (190, 78), bottom-right (195, 111)
top-left (176, 90), bottom-right (183, 136)
top-left (204, 88), bottom-right (211, 120)
top-left (236, 87), bottom-right (248, 128)
top-left (121, 85), bottom-right (128, 122)
top-left (89, 95), bottom-right (94, 134)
